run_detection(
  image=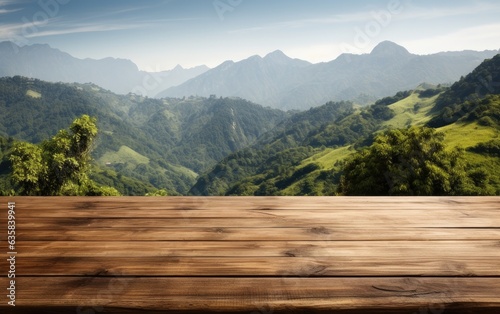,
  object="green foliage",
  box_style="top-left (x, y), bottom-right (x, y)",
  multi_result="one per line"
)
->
top-left (275, 163), bottom-right (320, 190)
top-left (306, 99), bottom-right (396, 148)
top-left (84, 182), bottom-right (121, 196)
top-left (382, 91), bottom-right (439, 129)
top-left (429, 95), bottom-right (500, 128)
top-left (369, 103), bottom-right (396, 120)
top-left (40, 115), bottom-right (98, 195)
top-left (338, 127), bottom-right (494, 196)
top-left (468, 139), bottom-right (500, 157)
top-left (157, 97), bottom-right (287, 173)
top-left (374, 90), bottom-right (412, 107)
top-left (9, 142), bottom-right (45, 195)
top-left (145, 189), bottom-right (168, 196)
top-left (191, 101), bottom-right (355, 195)
top-left (417, 86), bottom-right (446, 98)
top-left (429, 55), bottom-right (500, 127)
top-left (0, 136), bottom-right (15, 195)
top-left (89, 166), bottom-right (158, 196)
top-left (9, 115), bottom-right (119, 196)
top-left (193, 98), bottom-right (397, 196)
